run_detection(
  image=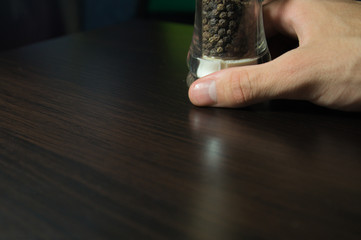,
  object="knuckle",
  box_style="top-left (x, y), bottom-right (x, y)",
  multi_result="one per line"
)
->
top-left (228, 70), bottom-right (254, 105)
